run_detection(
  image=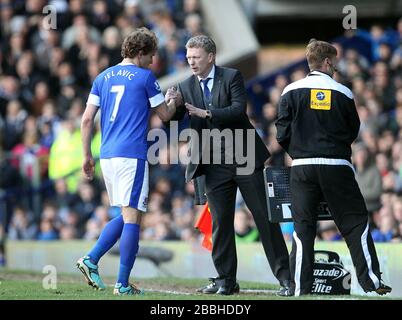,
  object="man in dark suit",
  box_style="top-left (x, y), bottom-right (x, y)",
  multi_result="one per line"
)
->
top-left (166, 35), bottom-right (292, 296)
